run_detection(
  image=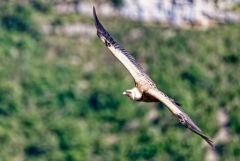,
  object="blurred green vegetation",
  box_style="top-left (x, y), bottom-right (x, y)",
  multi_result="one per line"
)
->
top-left (0, 1), bottom-right (239, 161)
